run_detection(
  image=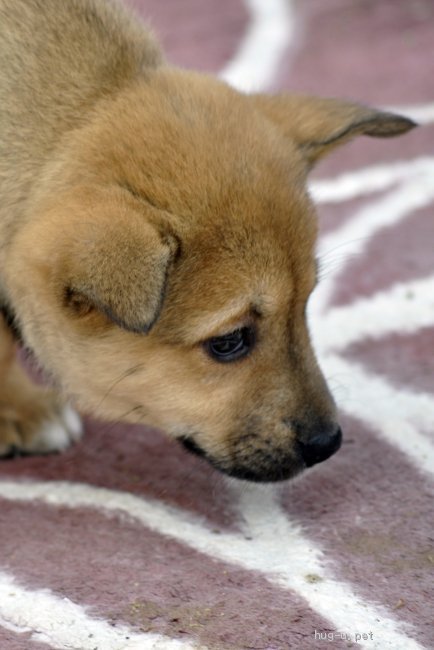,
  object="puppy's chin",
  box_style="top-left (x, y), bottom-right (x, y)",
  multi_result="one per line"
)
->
top-left (179, 436), bottom-right (305, 483)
